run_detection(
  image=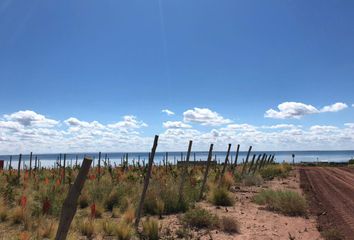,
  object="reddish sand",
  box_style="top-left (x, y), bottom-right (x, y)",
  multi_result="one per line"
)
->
top-left (160, 170), bottom-right (322, 240)
top-left (300, 167), bottom-right (354, 240)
